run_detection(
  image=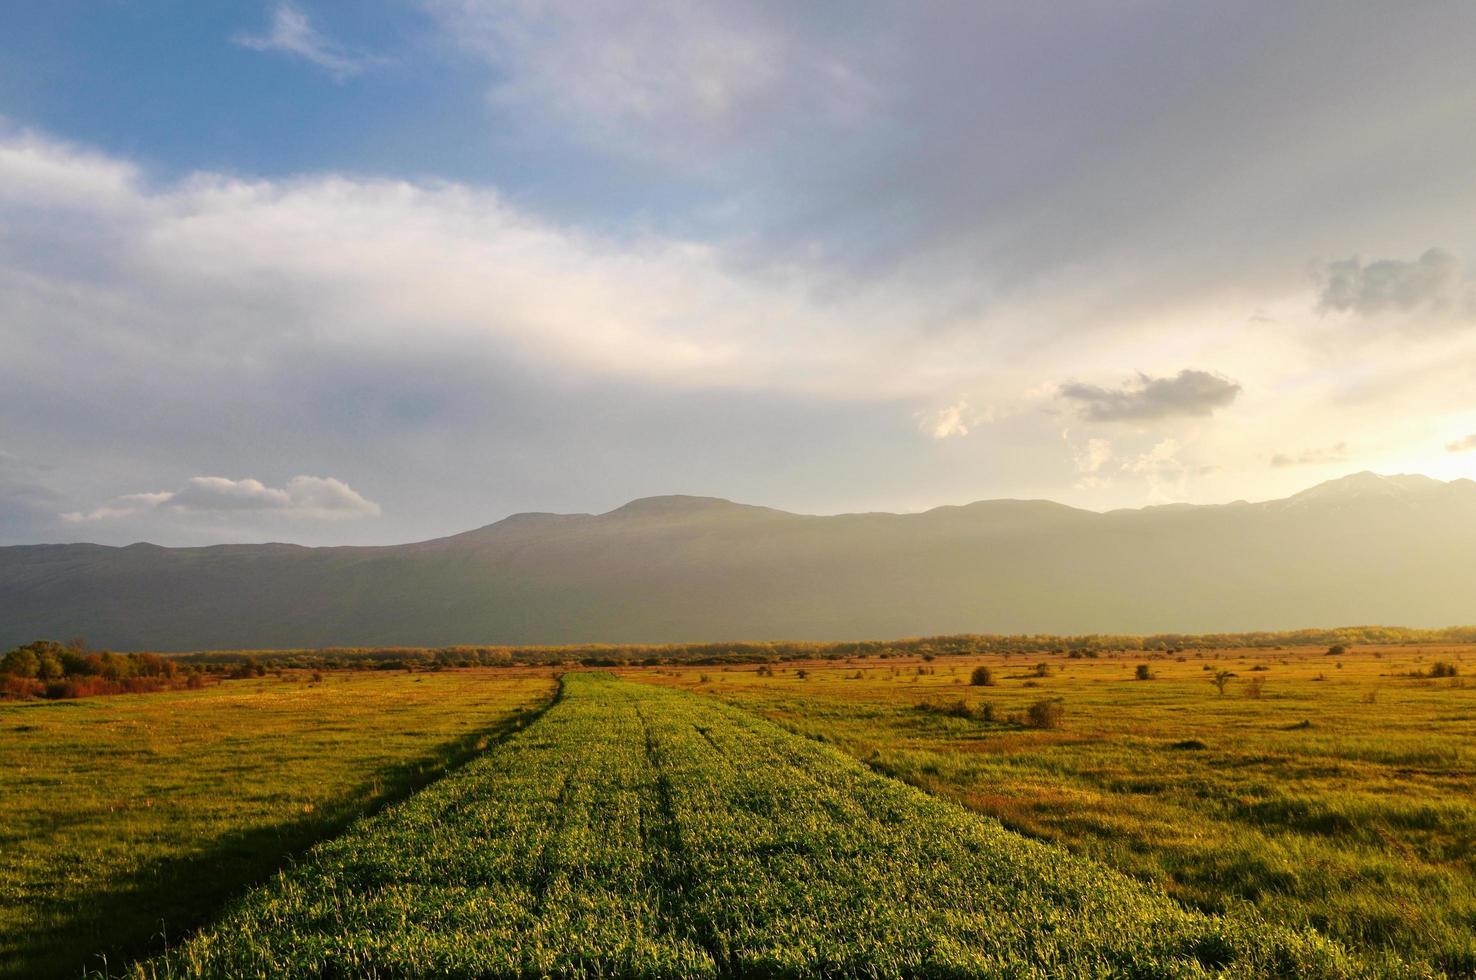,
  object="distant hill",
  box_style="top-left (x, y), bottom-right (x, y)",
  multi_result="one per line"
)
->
top-left (2, 472), bottom-right (1474, 651)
